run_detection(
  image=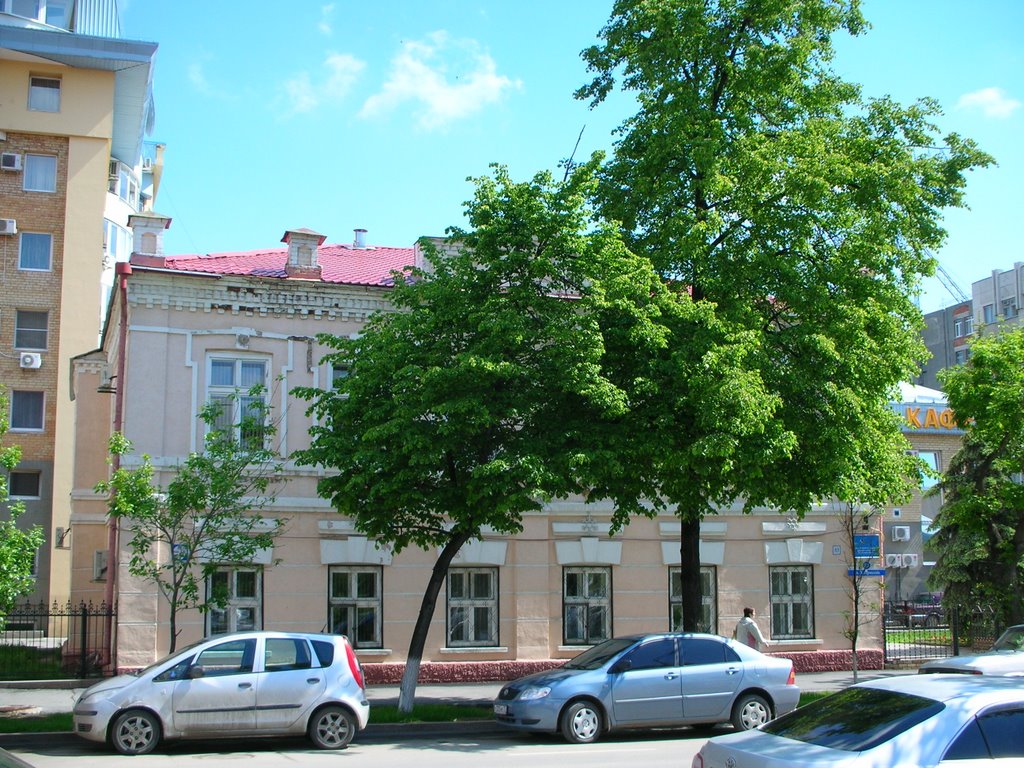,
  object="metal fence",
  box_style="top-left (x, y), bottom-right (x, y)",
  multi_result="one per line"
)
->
top-left (883, 604), bottom-right (1002, 666)
top-left (0, 601), bottom-right (115, 680)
